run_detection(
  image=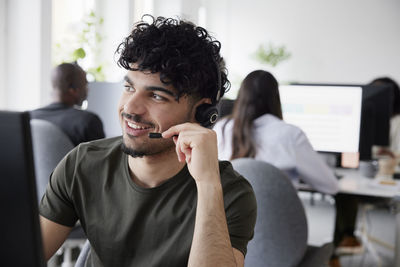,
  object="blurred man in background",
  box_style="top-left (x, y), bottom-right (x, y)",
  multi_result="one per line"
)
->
top-left (30, 63), bottom-right (105, 145)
